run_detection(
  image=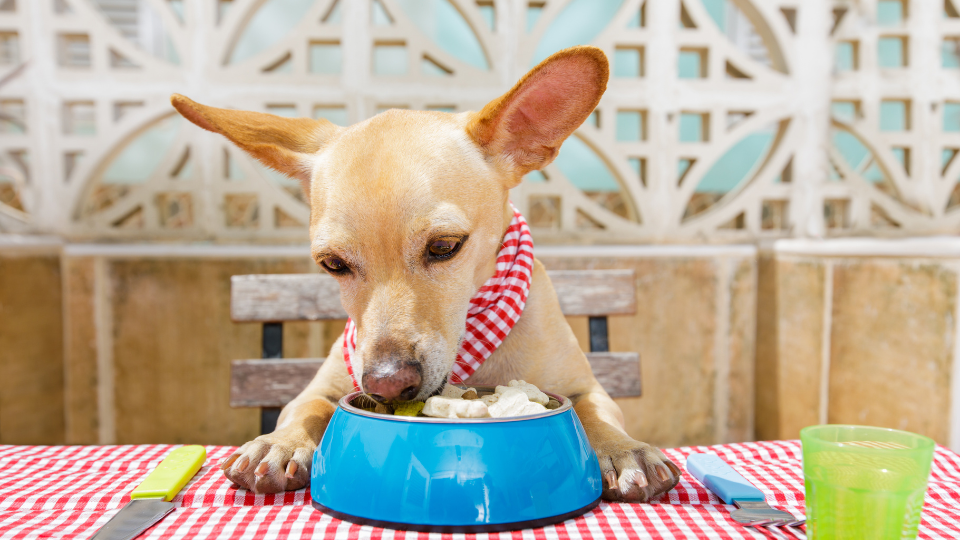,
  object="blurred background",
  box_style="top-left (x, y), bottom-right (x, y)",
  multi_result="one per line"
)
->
top-left (1, 0), bottom-right (958, 452)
